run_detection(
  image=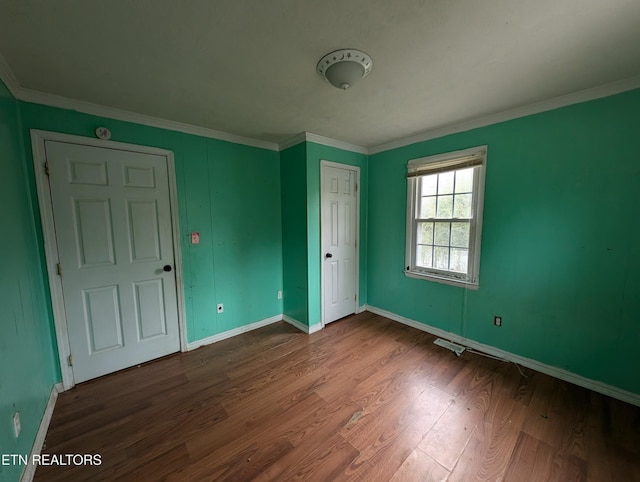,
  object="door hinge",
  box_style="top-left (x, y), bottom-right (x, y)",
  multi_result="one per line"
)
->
top-left (355, 183), bottom-right (358, 192)
top-left (44, 160), bottom-right (50, 177)
top-left (56, 263), bottom-right (62, 276)
top-left (67, 354), bottom-right (73, 367)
